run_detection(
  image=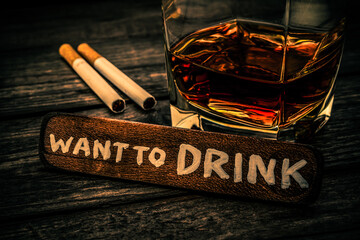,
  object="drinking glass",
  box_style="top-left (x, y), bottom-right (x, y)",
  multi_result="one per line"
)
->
top-left (162, 0), bottom-right (346, 141)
